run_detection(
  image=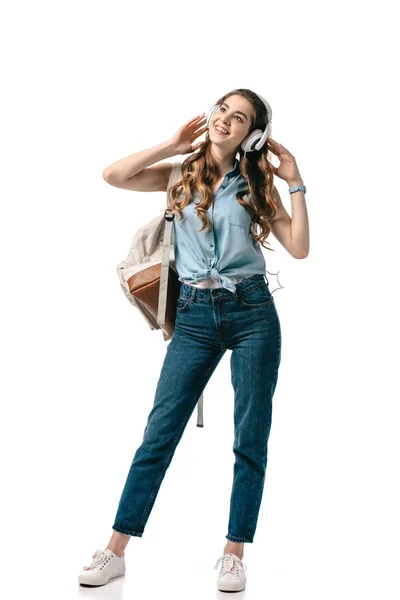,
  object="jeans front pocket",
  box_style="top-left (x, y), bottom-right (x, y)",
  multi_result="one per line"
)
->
top-left (238, 282), bottom-right (274, 308)
top-left (176, 295), bottom-right (191, 312)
